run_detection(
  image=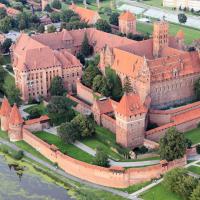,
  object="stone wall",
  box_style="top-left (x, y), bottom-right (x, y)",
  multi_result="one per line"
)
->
top-left (101, 114), bottom-right (116, 133)
top-left (22, 128), bottom-right (186, 188)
